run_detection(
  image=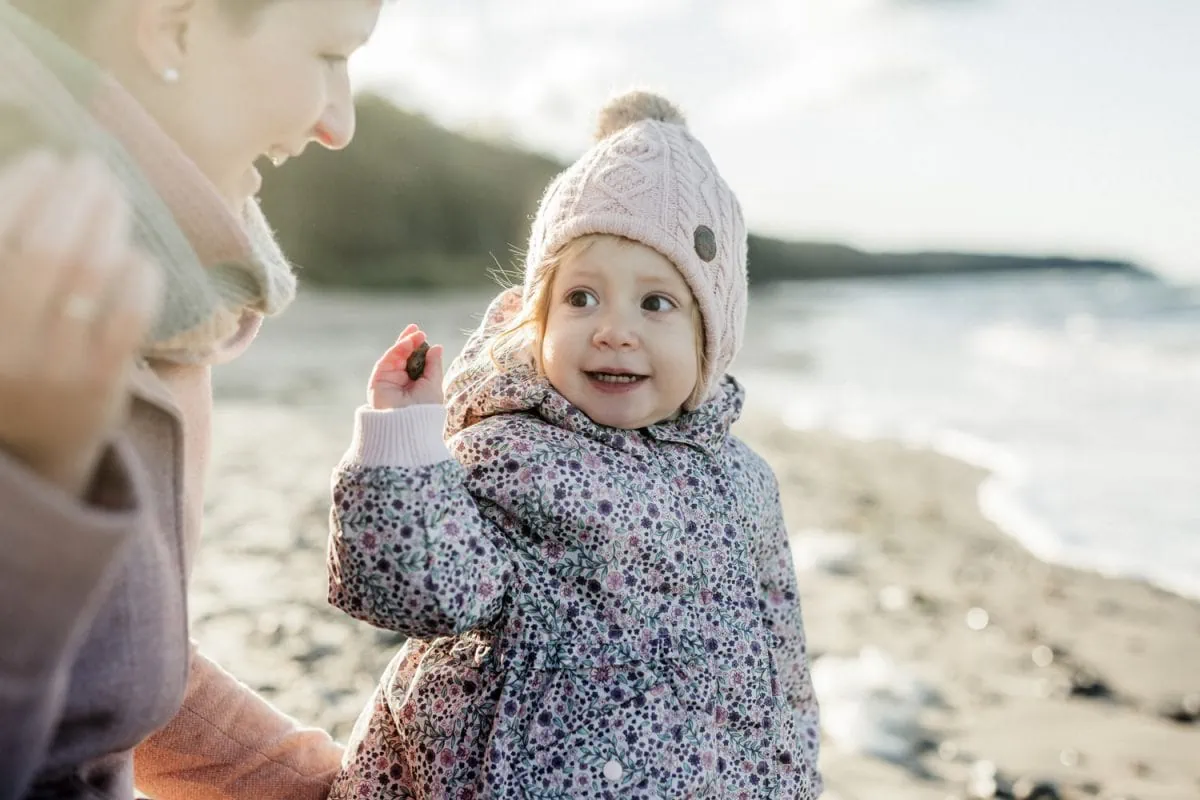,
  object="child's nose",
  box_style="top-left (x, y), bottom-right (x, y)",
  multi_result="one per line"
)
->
top-left (592, 311), bottom-right (640, 350)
